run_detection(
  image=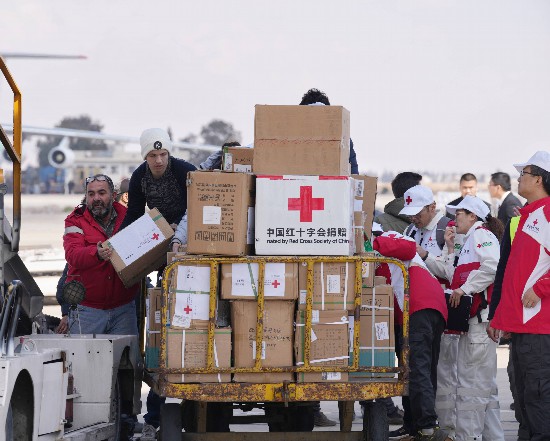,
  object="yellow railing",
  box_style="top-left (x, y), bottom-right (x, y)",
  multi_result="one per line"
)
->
top-left (0, 56), bottom-right (22, 252)
top-left (149, 255), bottom-right (410, 403)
